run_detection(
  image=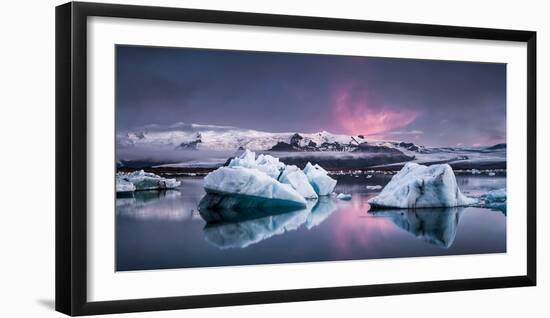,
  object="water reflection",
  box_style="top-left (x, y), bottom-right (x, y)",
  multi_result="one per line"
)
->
top-left (116, 190), bottom-right (195, 221)
top-left (199, 194), bottom-right (337, 248)
top-left (306, 197), bottom-right (338, 229)
top-left (368, 207), bottom-right (464, 248)
top-left (116, 175), bottom-right (507, 271)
